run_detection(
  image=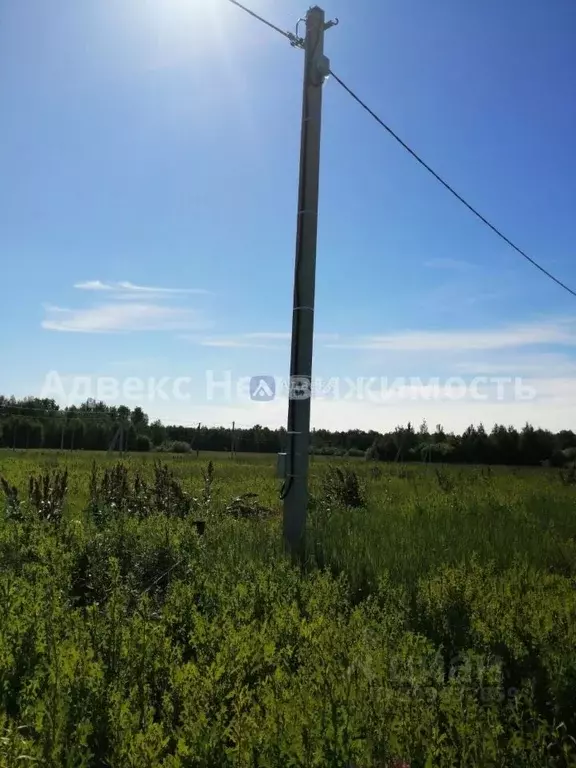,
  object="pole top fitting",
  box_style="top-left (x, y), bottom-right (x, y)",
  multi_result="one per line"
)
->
top-left (295, 11), bottom-right (337, 43)
top-left (295, 17), bottom-right (305, 40)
